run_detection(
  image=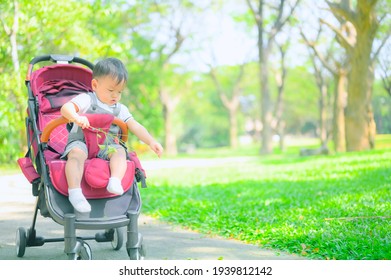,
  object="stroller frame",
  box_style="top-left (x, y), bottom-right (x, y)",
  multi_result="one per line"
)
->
top-left (17, 54), bottom-right (145, 260)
